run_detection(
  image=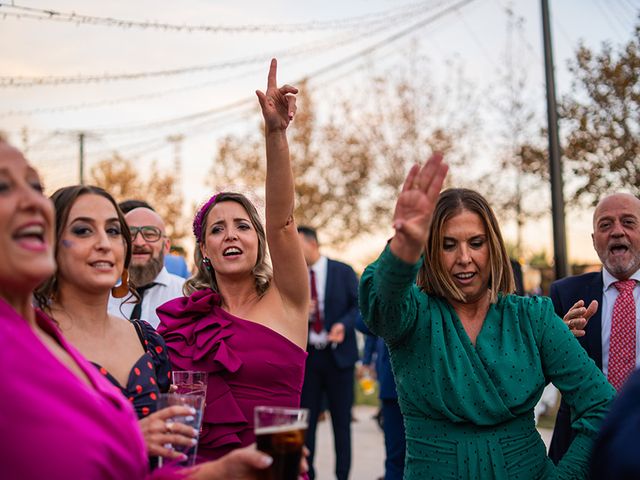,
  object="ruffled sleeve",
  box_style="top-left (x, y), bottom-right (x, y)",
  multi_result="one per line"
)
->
top-left (156, 289), bottom-right (248, 454)
top-left (137, 320), bottom-right (172, 394)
